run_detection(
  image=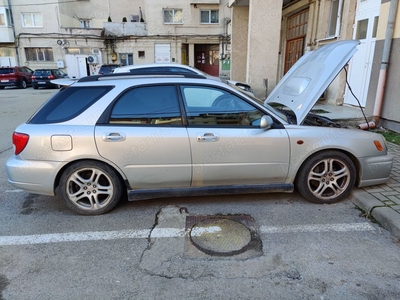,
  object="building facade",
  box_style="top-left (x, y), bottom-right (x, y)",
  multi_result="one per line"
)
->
top-left (2, 0), bottom-right (400, 131)
top-left (0, 0), bottom-right (231, 79)
top-left (229, 0), bottom-right (400, 132)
